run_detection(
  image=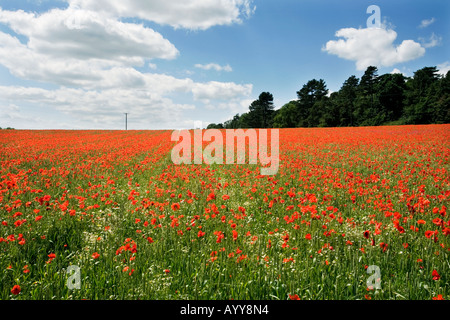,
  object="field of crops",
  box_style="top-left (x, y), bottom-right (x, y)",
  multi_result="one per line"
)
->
top-left (0, 125), bottom-right (449, 300)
